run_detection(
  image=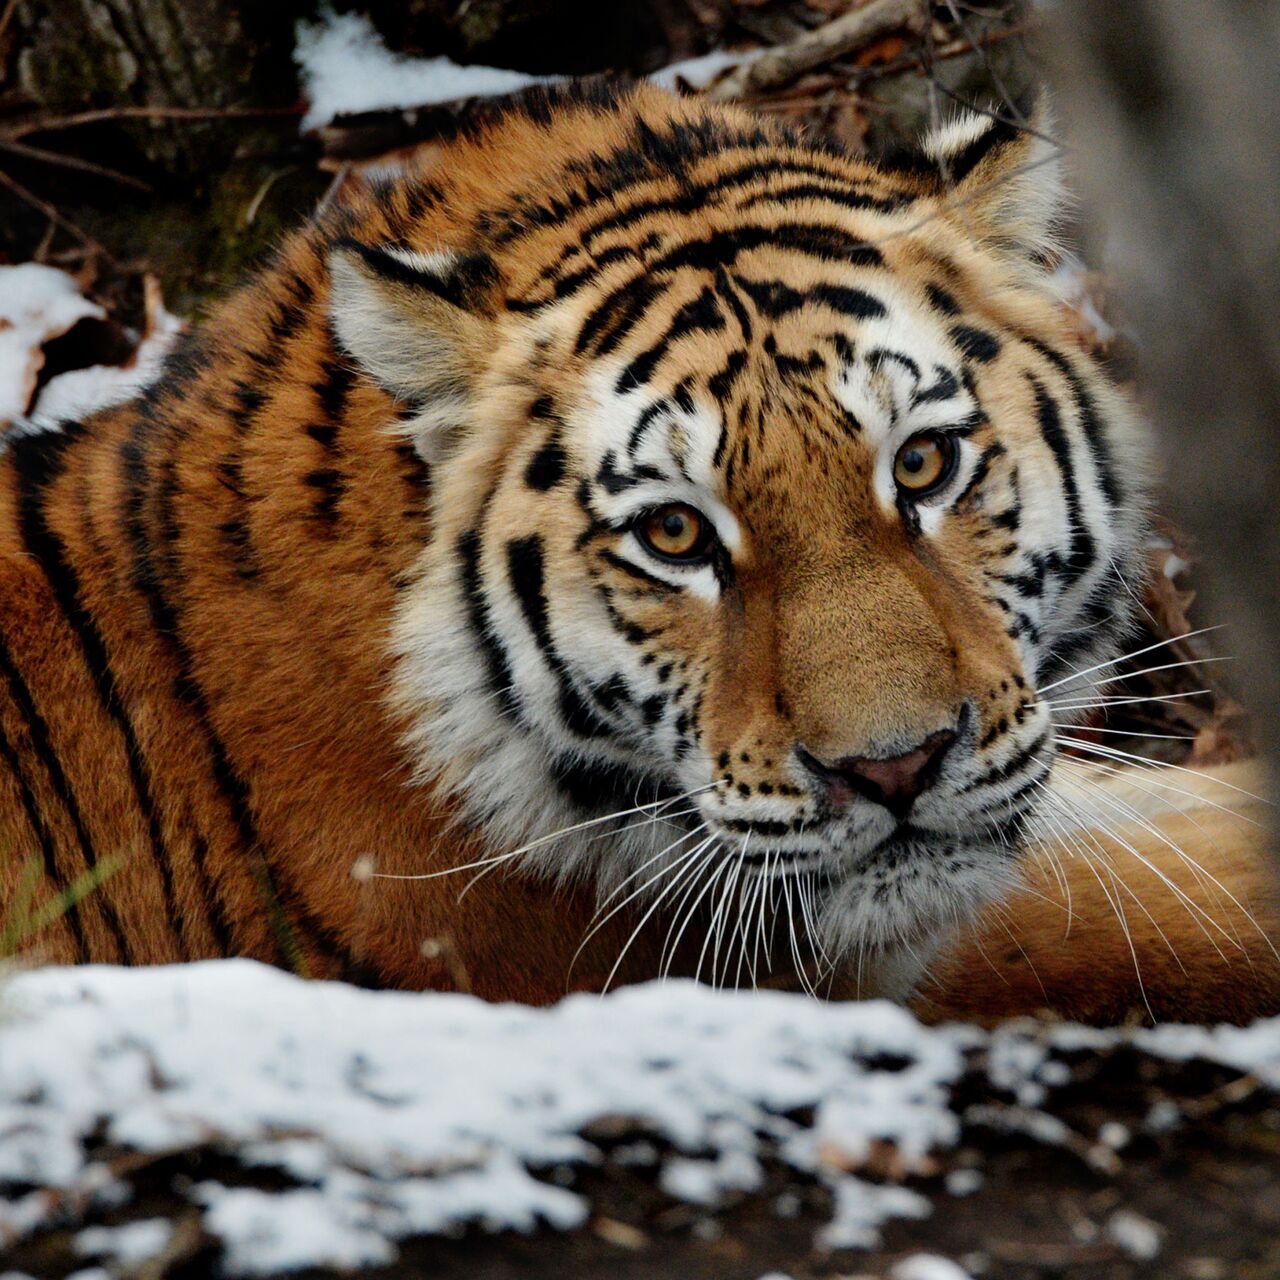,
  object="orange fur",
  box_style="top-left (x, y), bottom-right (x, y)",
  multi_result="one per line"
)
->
top-left (917, 763), bottom-right (1280, 1024)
